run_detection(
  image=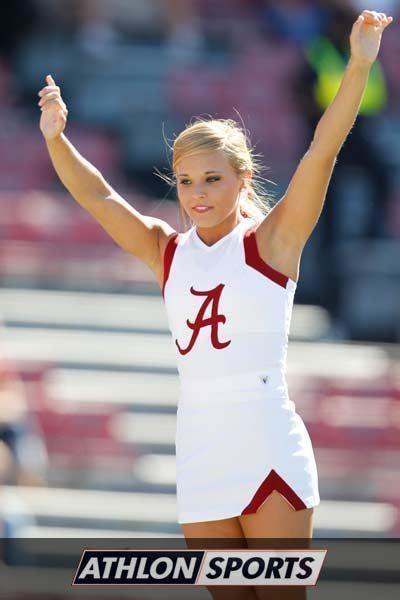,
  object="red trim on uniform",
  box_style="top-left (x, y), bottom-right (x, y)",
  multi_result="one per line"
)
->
top-left (162, 233), bottom-right (180, 299)
top-left (243, 226), bottom-right (289, 289)
top-left (241, 468), bottom-right (307, 514)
